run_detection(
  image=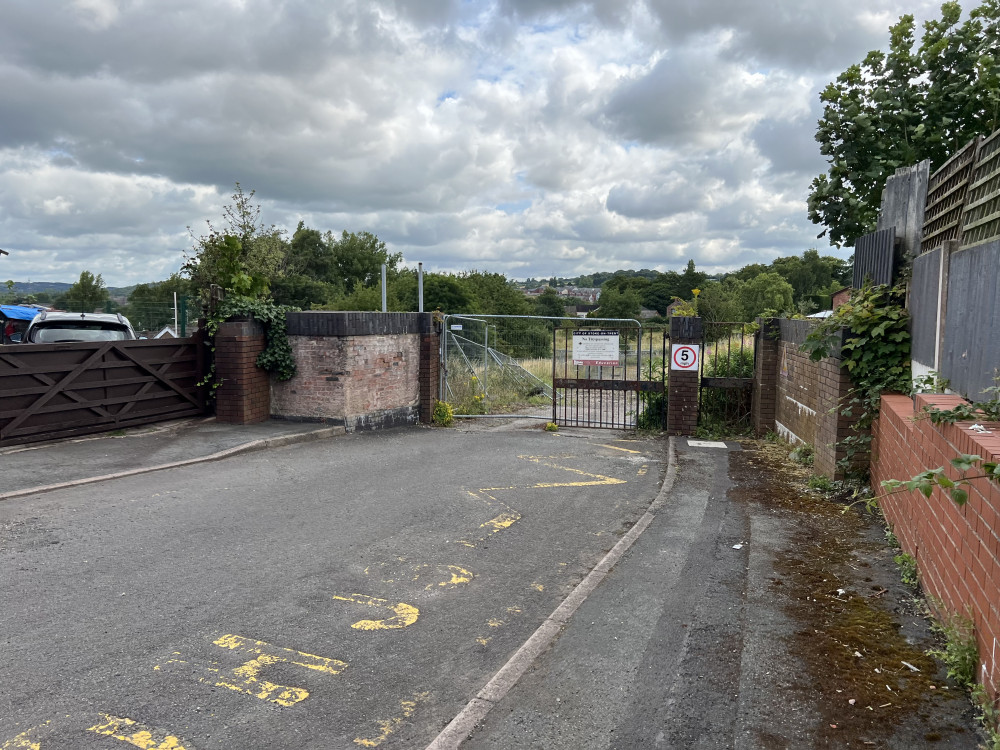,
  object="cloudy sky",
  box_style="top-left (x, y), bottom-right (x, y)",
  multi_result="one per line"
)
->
top-left (0, 0), bottom-right (943, 287)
